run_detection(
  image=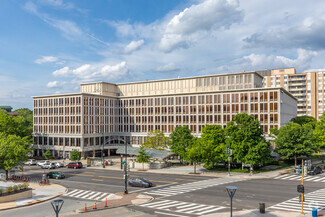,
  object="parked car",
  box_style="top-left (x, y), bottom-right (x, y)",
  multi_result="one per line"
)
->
top-left (38, 160), bottom-right (50, 167)
top-left (54, 162), bottom-right (64, 168)
top-left (25, 159), bottom-right (37, 166)
top-left (128, 178), bottom-right (152, 188)
top-left (307, 166), bottom-right (322, 175)
top-left (41, 162), bottom-right (56, 169)
top-left (47, 171), bottom-right (65, 179)
top-left (67, 162), bottom-right (83, 169)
